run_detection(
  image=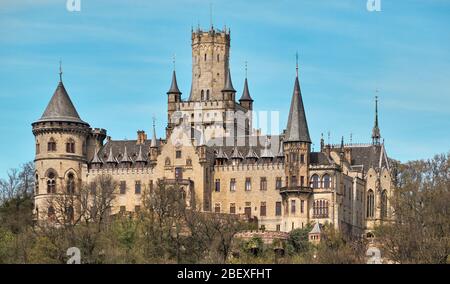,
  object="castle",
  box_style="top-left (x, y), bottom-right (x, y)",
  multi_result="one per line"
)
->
top-left (32, 26), bottom-right (394, 237)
